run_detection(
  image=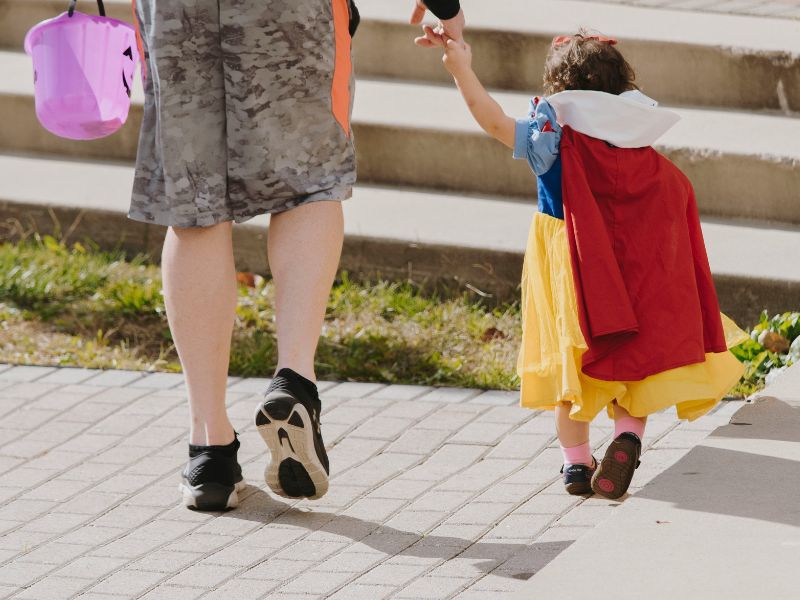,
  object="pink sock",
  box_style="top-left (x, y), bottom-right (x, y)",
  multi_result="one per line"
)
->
top-left (561, 441), bottom-right (592, 467)
top-left (614, 415), bottom-right (646, 439)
